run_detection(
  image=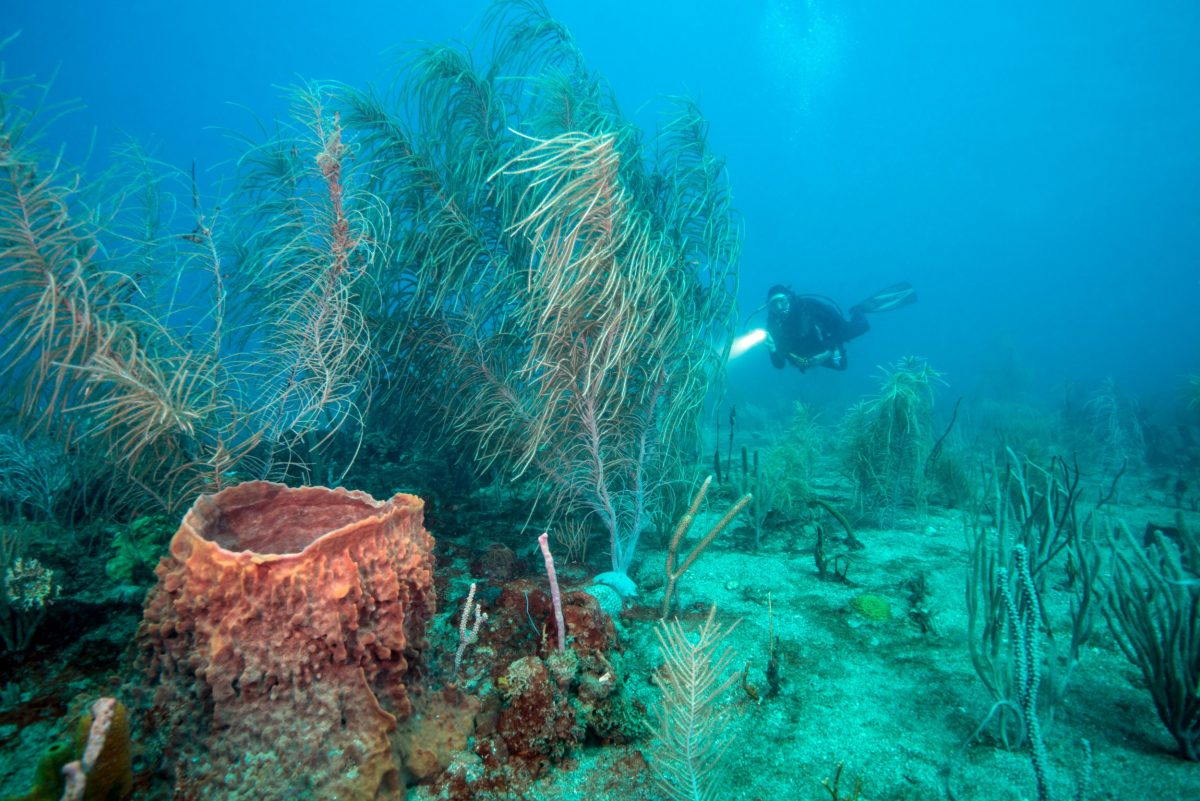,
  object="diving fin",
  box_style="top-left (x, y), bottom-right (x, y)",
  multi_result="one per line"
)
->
top-left (857, 282), bottom-right (917, 313)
